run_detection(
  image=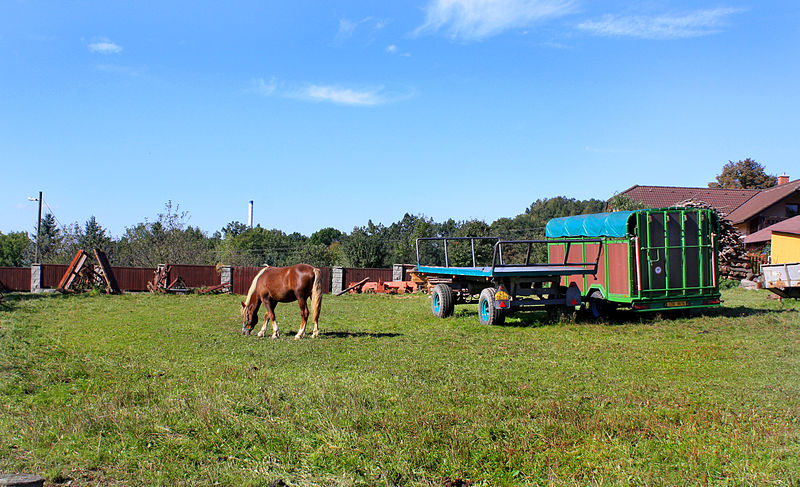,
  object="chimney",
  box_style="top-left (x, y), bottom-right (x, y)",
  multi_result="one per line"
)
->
top-left (778, 173), bottom-right (789, 185)
top-left (248, 200), bottom-right (254, 228)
